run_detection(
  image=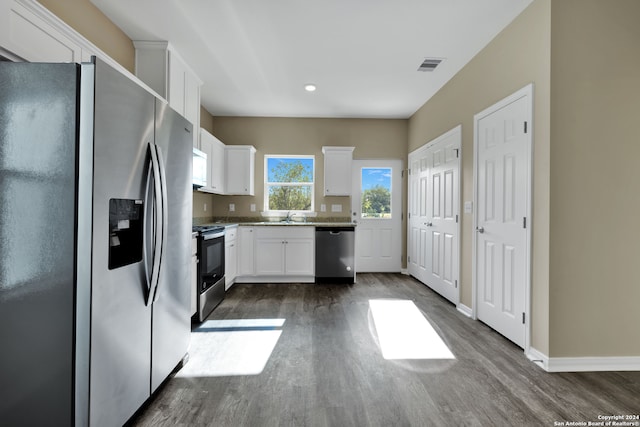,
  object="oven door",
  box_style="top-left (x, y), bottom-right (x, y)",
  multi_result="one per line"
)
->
top-left (197, 230), bottom-right (225, 321)
top-left (199, 231), bottom-right (225, 292)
